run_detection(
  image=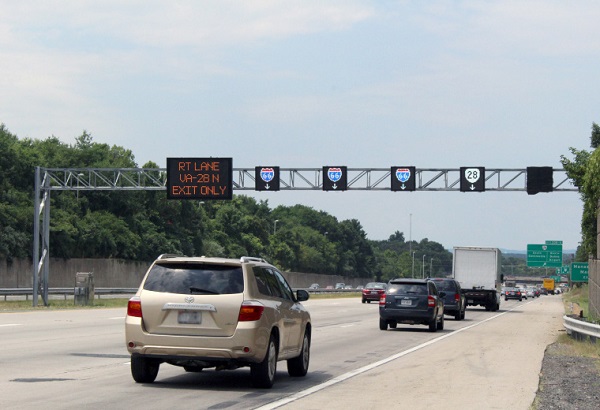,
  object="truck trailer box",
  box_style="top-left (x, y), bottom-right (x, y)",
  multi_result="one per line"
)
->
top-left (452, 246), bottom-right (502, 311)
